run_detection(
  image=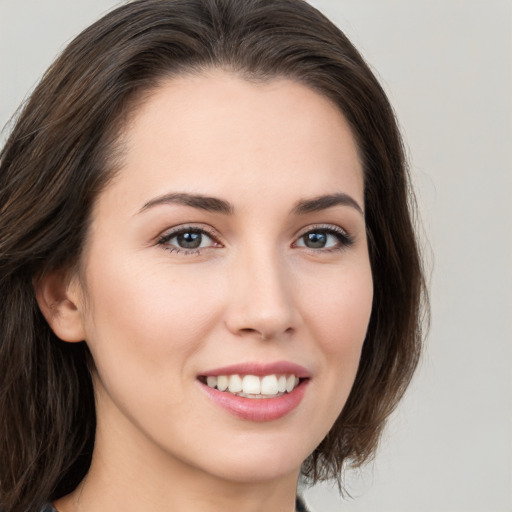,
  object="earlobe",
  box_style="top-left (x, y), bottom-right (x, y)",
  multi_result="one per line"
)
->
top-left (34, 270), bottom-right (86, 343)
